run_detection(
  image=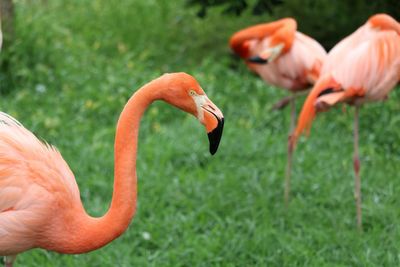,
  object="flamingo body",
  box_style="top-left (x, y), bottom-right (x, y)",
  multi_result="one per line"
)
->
top-left (294, 14), bottom-right (400, 138)
top-left (0, 112), bottom-right (80, 255)
top-left (325, 31), bottom-right (400, 102)
top-left (247, 31), bottom-right (326, 91)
